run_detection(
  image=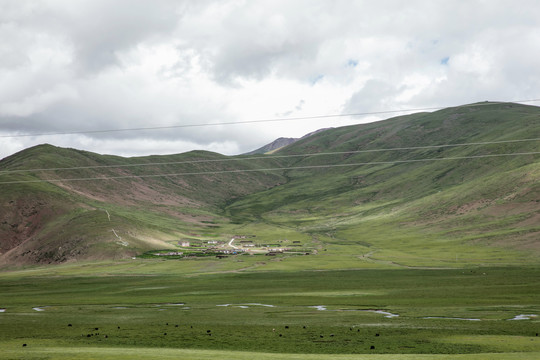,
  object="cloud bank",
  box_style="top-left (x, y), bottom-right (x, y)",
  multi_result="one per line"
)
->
top-left (1, 0), bottom-right (539, 159)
